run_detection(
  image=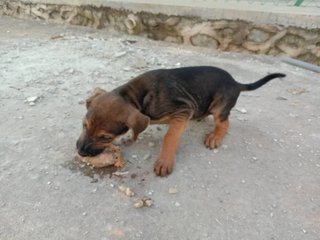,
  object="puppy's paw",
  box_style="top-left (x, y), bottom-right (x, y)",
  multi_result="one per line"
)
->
top-left (154, 158), bottom-right (174, 177)
top-left (114, 158), bottom-right (125, 168)
top-left (204, 132), bottom-right (222, 149)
